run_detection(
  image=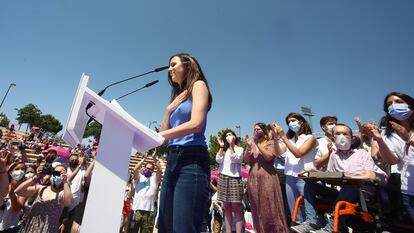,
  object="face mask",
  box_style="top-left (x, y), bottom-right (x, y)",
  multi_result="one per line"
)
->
top-left (45, 155), bottom-right (55, 163)
top-left (143, 168), bottom-right (153, 178)
top-left (25, 172), bottom-right (34, 179)
top-left (50, 175), bottom-right (63, 187)
top-left (335, 134), bottom-right (352, 151)
top-left (69, 160), bottom-right (79, 168)
top-left (254, 131), bottom-right (264, 139)
top-left (326, 124), bottom-right (336, 135)
top-left (388, 103), bottom-right (413, 121)
top-left (288, 121), bottom-right (301, 133)
top-left (11, 170), bottom-right (25, 181)
top-left (226, 135), bottom-right (234, 144)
